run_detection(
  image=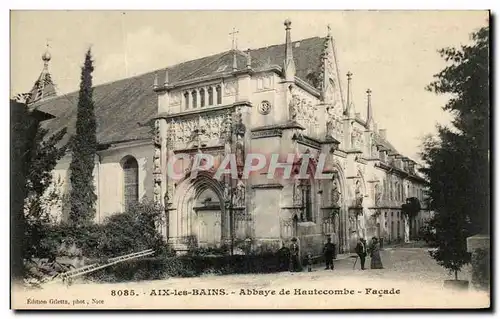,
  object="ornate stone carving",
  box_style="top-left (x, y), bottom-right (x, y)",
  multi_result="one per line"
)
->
top-left (153, 180), bottom-right (161, 202)
top-left (371, 143), bottom-right (378, 158)
top-left (258, 100), bottom-right (272, 115)
top-left (289, 94), bottom-right (299, 121)
top-left (233, 109), bottom-right (246, 138)
top-left (153, 148), bottom-right (161, 174)
top-left (153, 120), bottom-right (162, 204)
top-left (166, 119), bottom-right (176, 149)
top-left (374, 183), bottom-right (381, 206)
top-left (219, 114), bottom-right (233, 144)
top-left (169, 112), bottom-right (231, 149)
top-left (235, 137), bottom-right (244, 167)
top-left (354, 180), bottom-right (363, 207)
top-left (223, 181), bottom-right (231, 203)
top-left (224, 81), bottom-right (237, 96)
top-left (292, 178), bottom-right (303, 206)
top-left (350, 127), bottom-right (363, 150)
top-left (331, 179), bottom-right (341, 206)
top-left (153, 120), bottom-right (161, 146)
top-left (170, 92), bottom-right (181, 105)
top-left (326, 119), bottom-right (334, 137)
top-left (348, 212), bottom-right (357, 233)
top-left (235, 179), bottom-right (245, 207)
top-left (251, 128), bottom-right (283, 139)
